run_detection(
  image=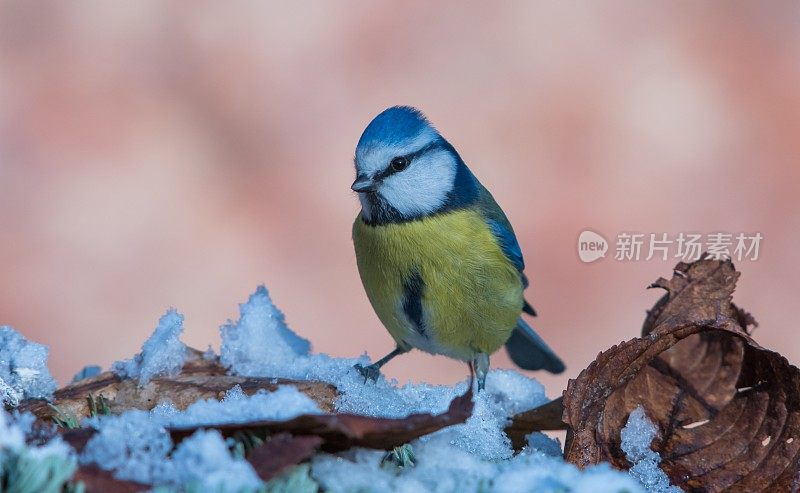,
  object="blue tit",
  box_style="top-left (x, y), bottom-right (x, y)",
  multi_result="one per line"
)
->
top-left (351, 106), bottom-right (564, 390)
